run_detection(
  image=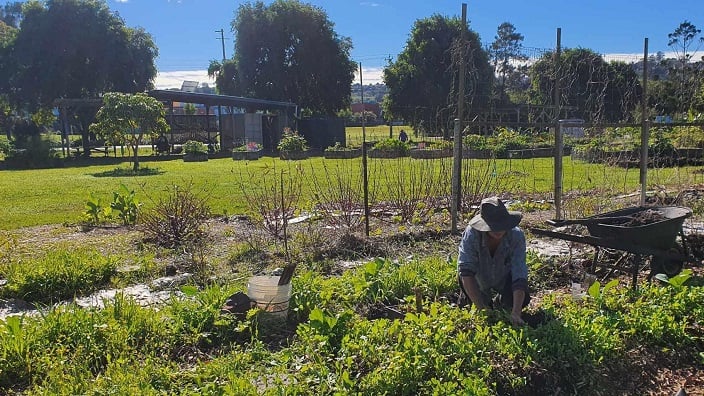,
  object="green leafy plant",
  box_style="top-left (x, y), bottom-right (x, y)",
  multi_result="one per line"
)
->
top-left (372, 138), bottom-right (410, 155)
top-left (429, 140), bottom-right (453, 150)
top-left (0, 135), bottom-right (11, 158)
top-left (490, 128), bottom-right (530, 155)
top-left (277, 129), bottom-right (308, 152)
top-left (509, 200), bottom-right (551, 213)
top-left (83, 192), bottom-right (112, 225)
top-left (587, 278), bottom-right (619, 301)
top-left (111, 184), bottom-right (140, 226)
top-left (654, 269), bottom-right (692, 289)
top-left (0, 247), bottom-right (118, 303)
top-left (183, 140), bottom-right (208, 155)
top-left (306, 308), bottom-right (354, 352)
top-left (462, 134), bottom-right (488, 149)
